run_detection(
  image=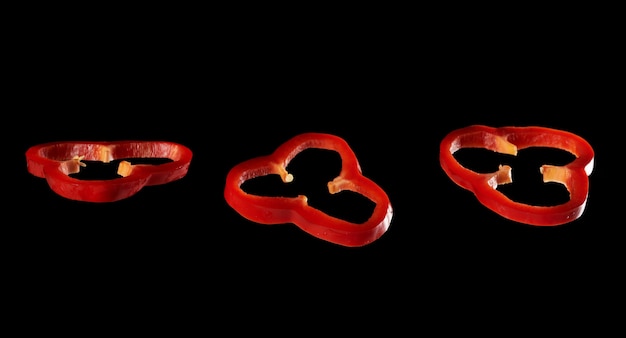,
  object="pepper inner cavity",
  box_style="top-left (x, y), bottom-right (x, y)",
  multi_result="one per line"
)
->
top-left (241, 148), bottom-right (376, 224)
top-left (453, 146), bottom-right (576, 206)
top-left (69, 158), bottom-right (173, 180)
